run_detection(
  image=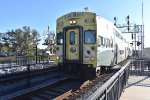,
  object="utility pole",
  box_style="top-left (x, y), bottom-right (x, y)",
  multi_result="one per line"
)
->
top-left (36, 45), bottom-right (37, 64)
top-left (141, 2), bottom-right (144, 58)
top-left (134, 25), bottom-right (136, 57)
top-left (142, 2), bottom-right (144, 49)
